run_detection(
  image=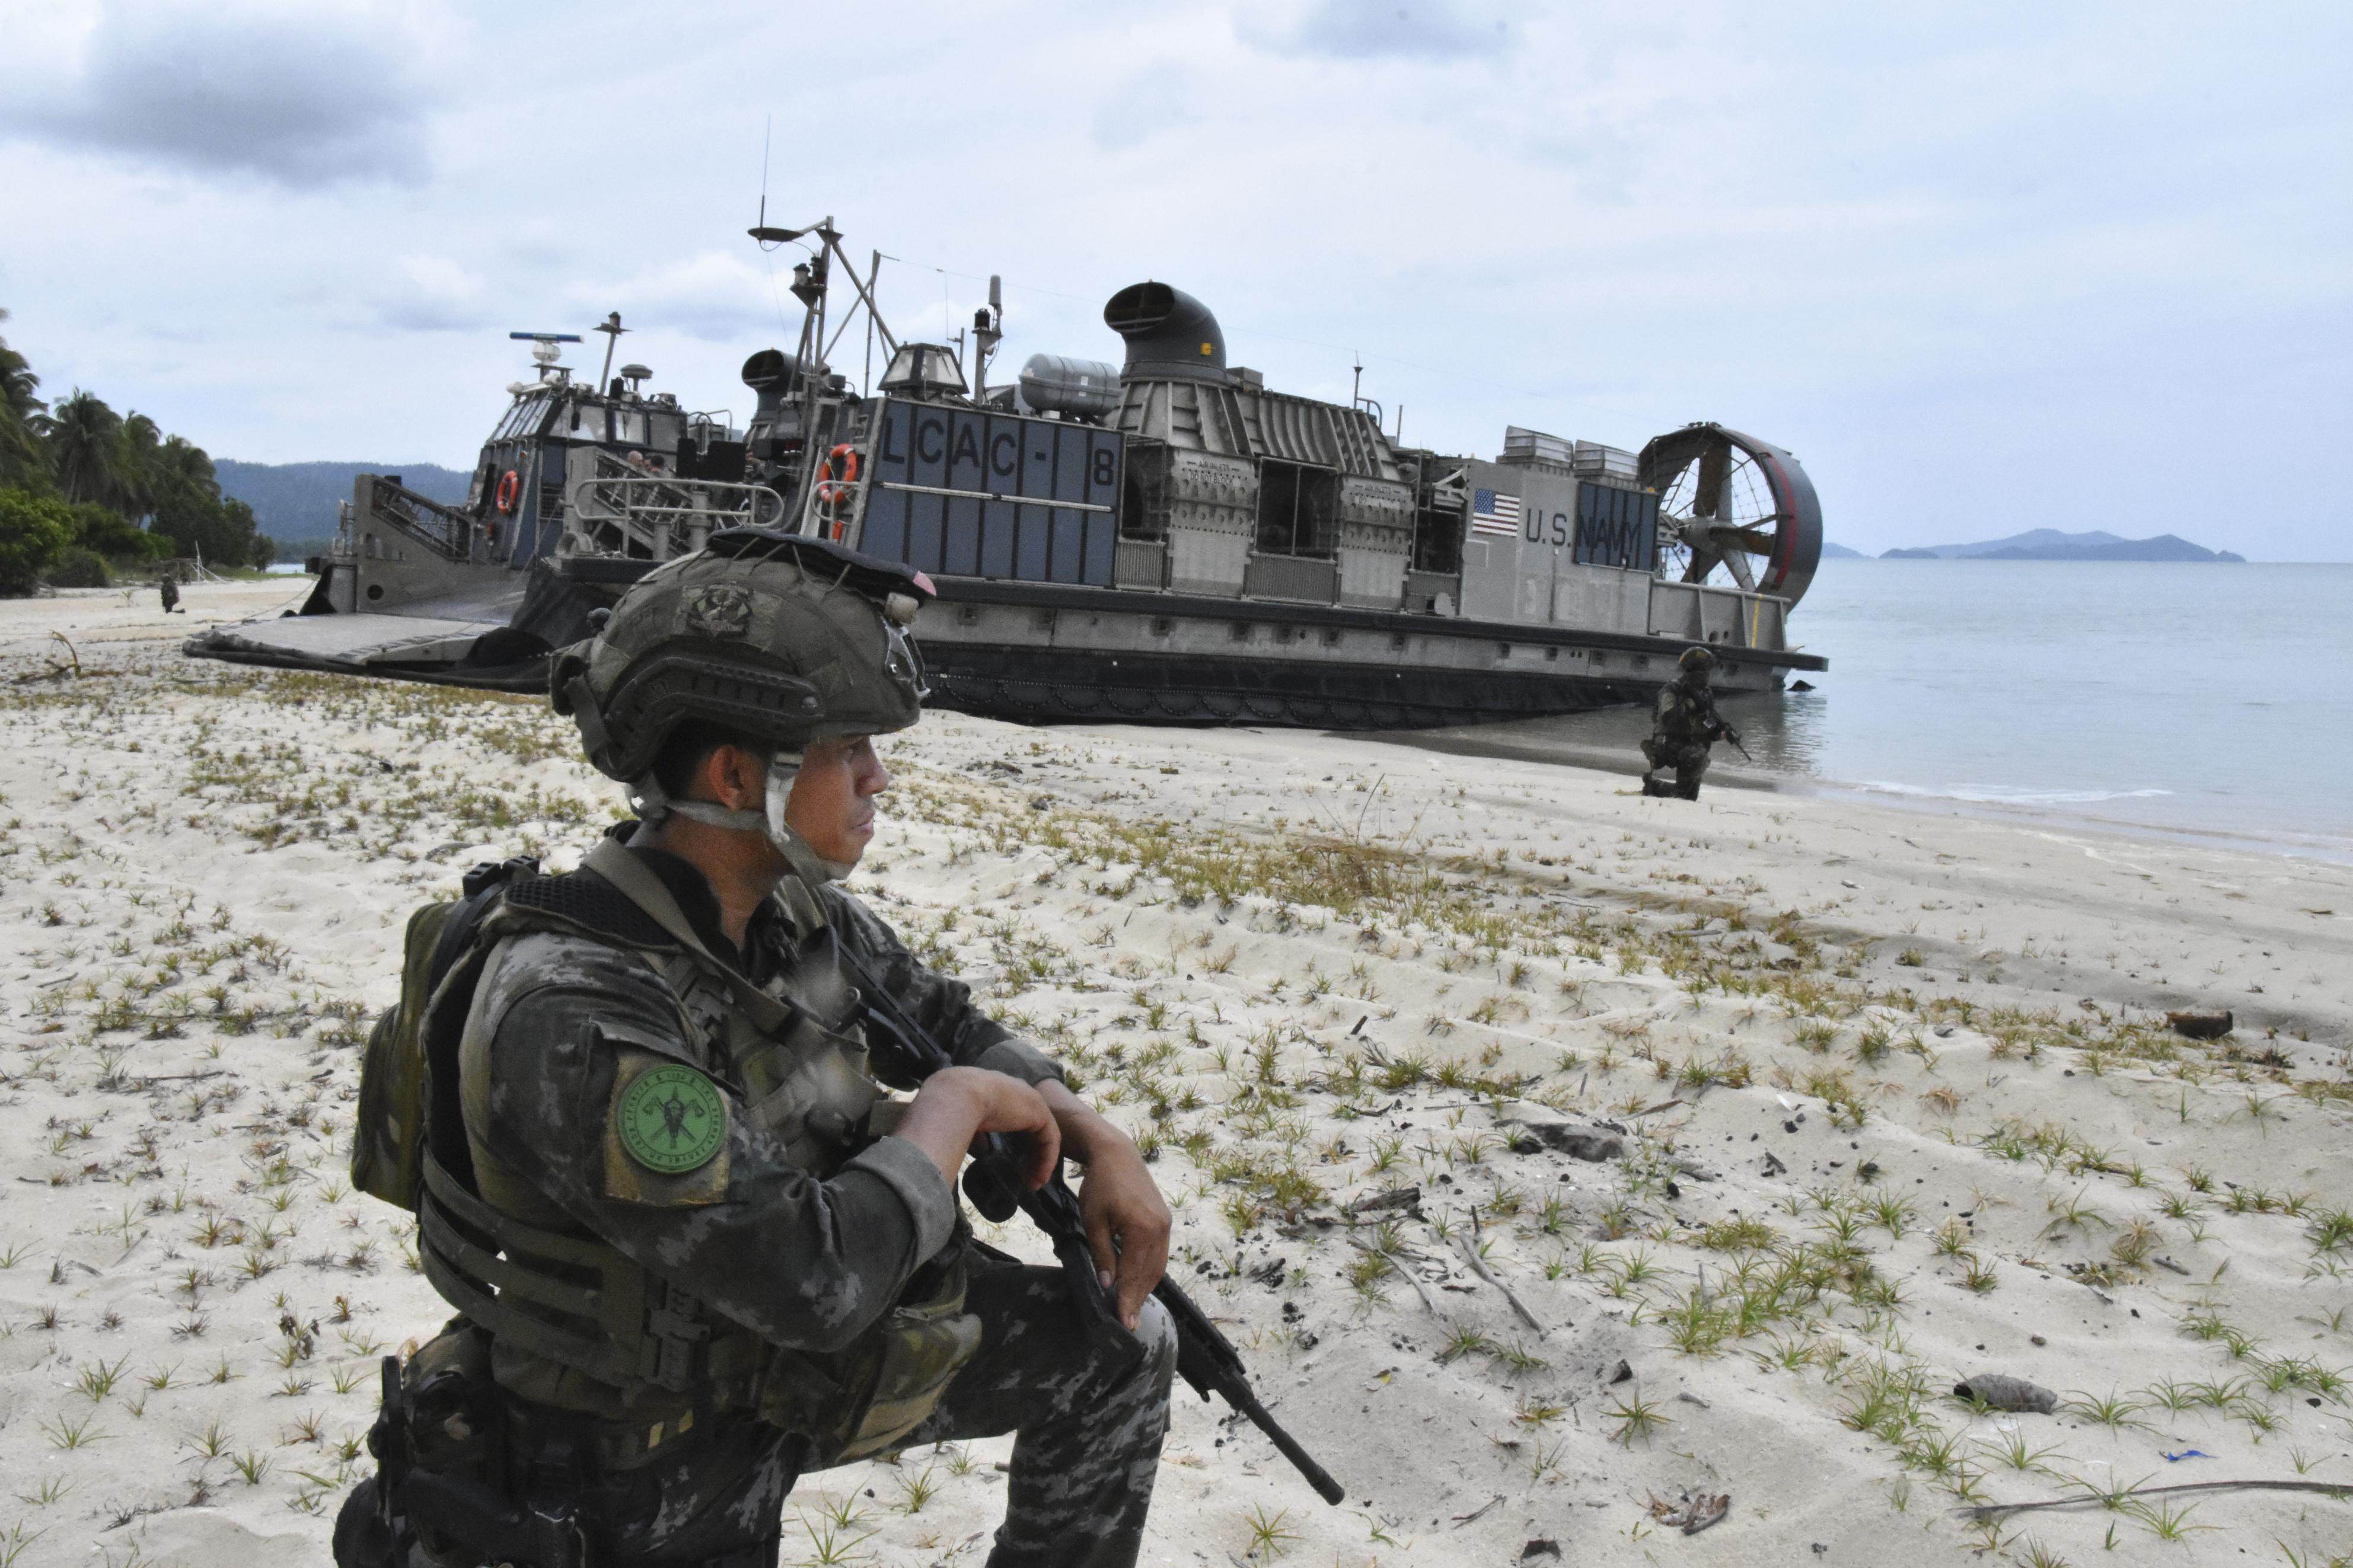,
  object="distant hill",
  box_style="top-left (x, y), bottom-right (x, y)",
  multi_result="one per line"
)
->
top-left (1885, 528), bottom-right (2244, 563)
top-left (1975, 533), bottom-right (2244, 563)
top-left (1819, 541), bottom-right (1866, 559)
top-left (216, 460), bottom-right (472, 561)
